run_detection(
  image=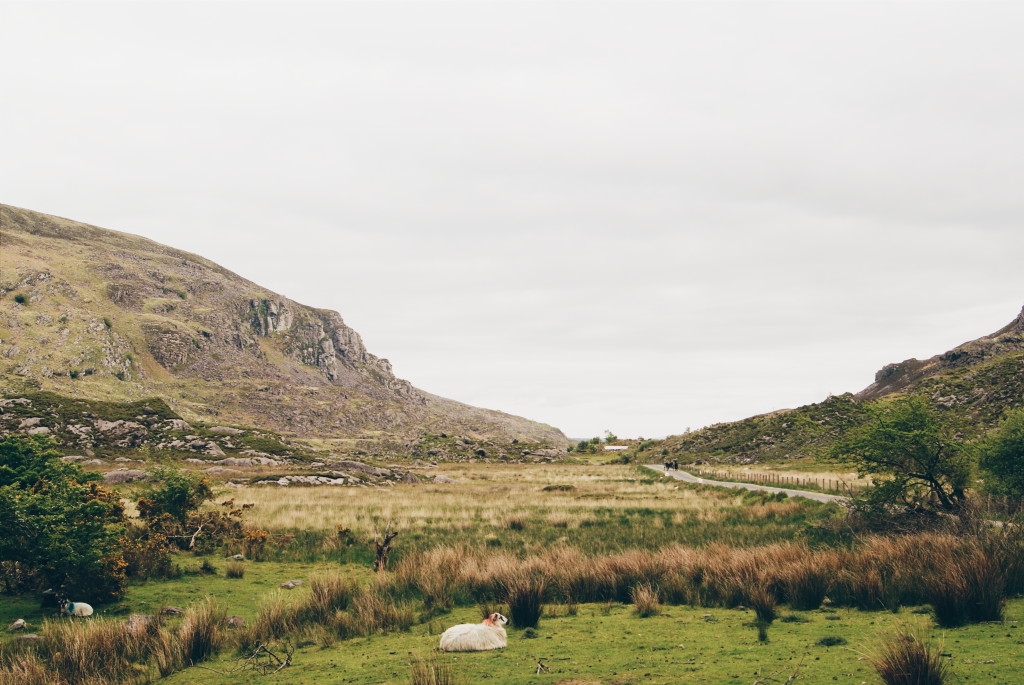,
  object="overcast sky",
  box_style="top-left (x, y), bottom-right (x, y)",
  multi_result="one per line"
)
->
top-left (3, 1), bottom-right (1024, 438)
